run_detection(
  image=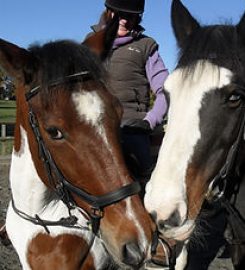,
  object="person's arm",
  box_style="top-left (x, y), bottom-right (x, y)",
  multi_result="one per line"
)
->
top-left (144, 50), bottom-right (169, 129)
